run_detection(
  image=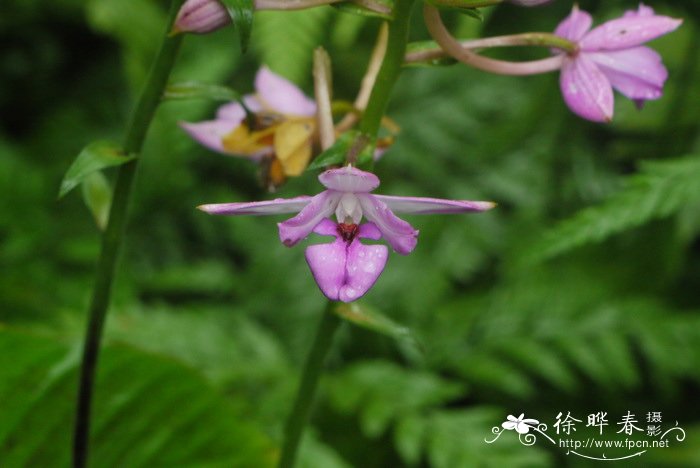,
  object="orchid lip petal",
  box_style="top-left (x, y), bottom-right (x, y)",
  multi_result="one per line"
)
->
top-left (304, 226), bottom-right (388, 303)
top-left (255, 67), bottom-right (316, 117)
top-left (180, 120), bottom-right (240, 154)
top-left (278, 191), bottom-right (341, 246)
top-left (580, 15), bottom-right (682, 52)
top-left (373, 195), bottom-right (496, 214)
top-left (198, 196), bottom-right (313, 216)
top-left (305, 239), bottom-right (346, 301)
top-left (319, 167), bottom-right (380, 193)
top-left (560, 55), bottom-right (614, 123)
top-left (357, 194), bottom-right (418, 255)
top-left (339, 241), bottom-right (388, 303)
